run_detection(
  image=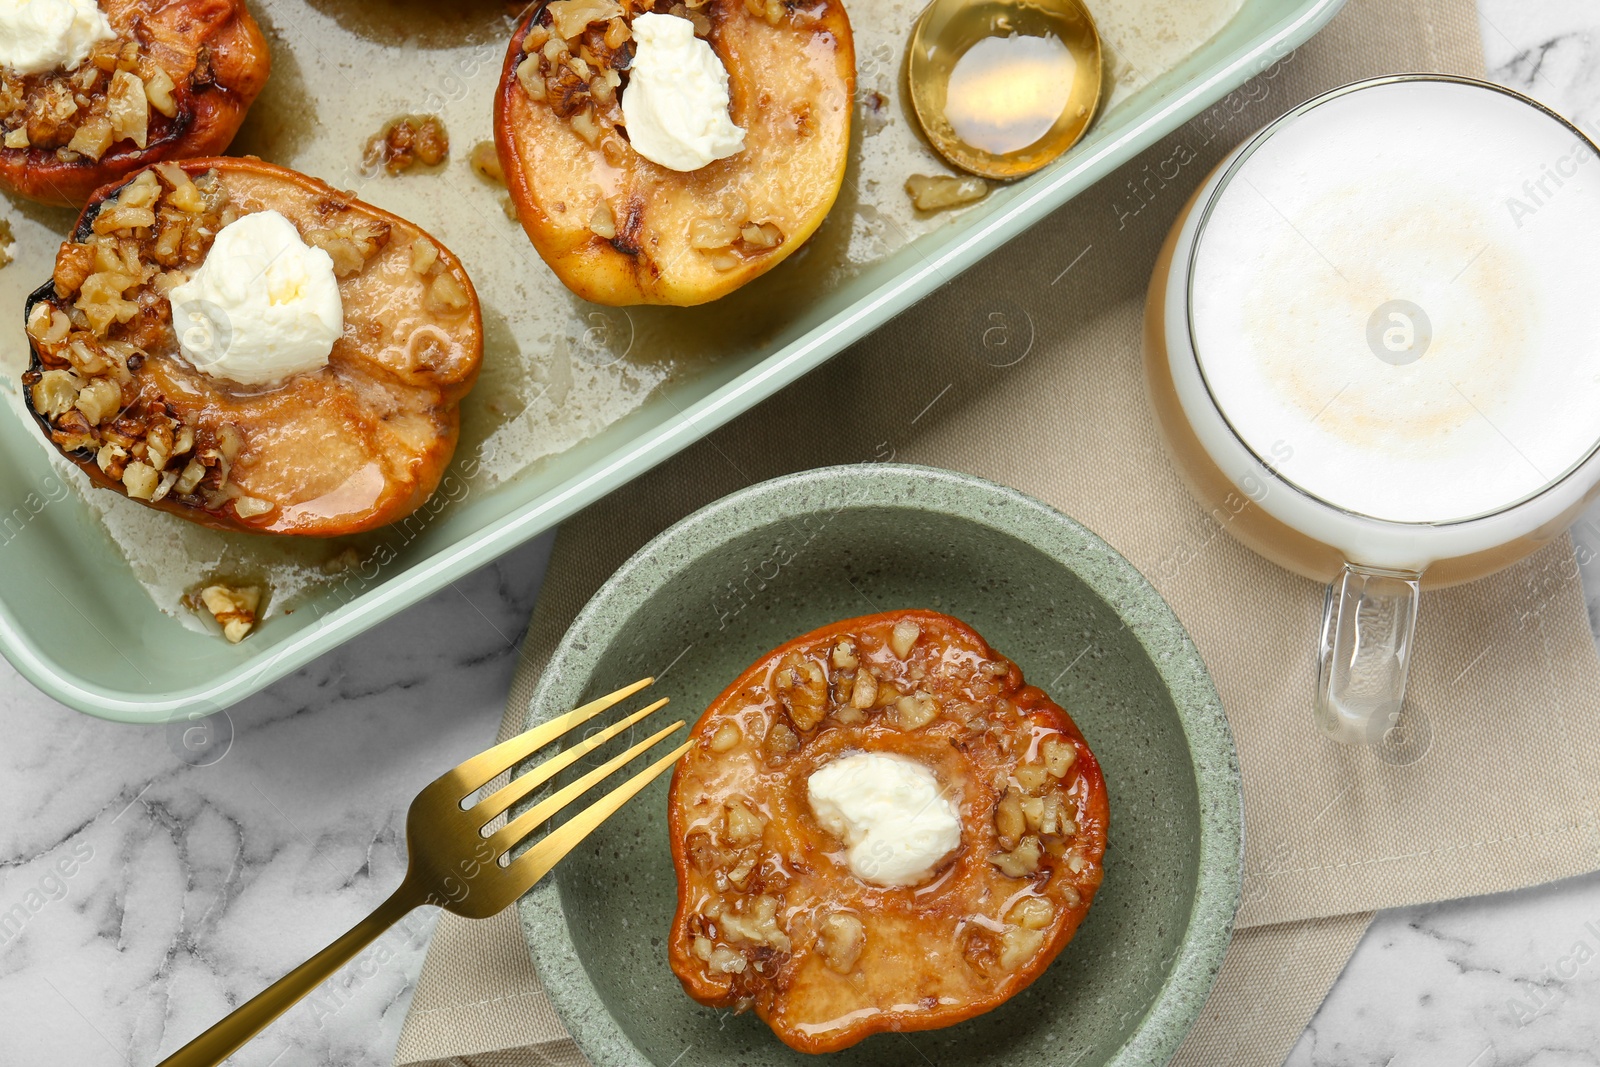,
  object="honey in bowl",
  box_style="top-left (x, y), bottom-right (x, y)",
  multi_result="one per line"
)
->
top-left (908, 0), bottom-right (1102, 179)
